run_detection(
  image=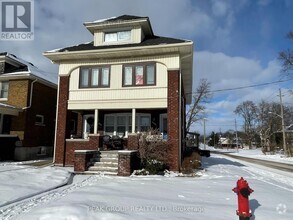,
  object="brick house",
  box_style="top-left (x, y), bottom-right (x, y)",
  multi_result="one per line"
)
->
top-left (44, 15), bottom-right (193, 171)
top-left (0, 52), bottom-right (57, 160)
